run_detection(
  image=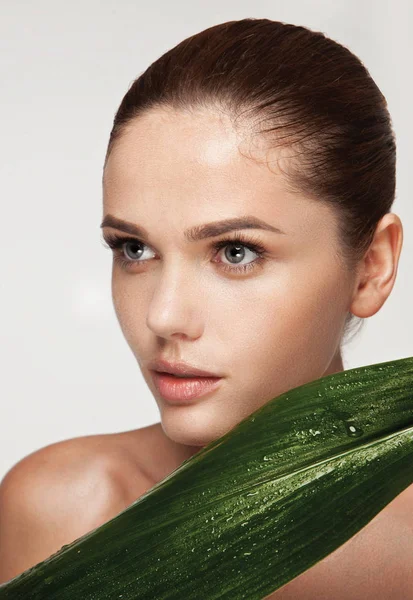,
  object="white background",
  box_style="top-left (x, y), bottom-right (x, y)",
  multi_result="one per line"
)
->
top-left (1, 0), bottom-right (412, 483)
